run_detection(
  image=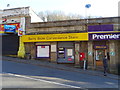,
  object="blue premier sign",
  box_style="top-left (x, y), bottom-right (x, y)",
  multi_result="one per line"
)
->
top-left (4, 25), bottom-right (16, 33)
top-left (89, 32), bottom-right (120, 40)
